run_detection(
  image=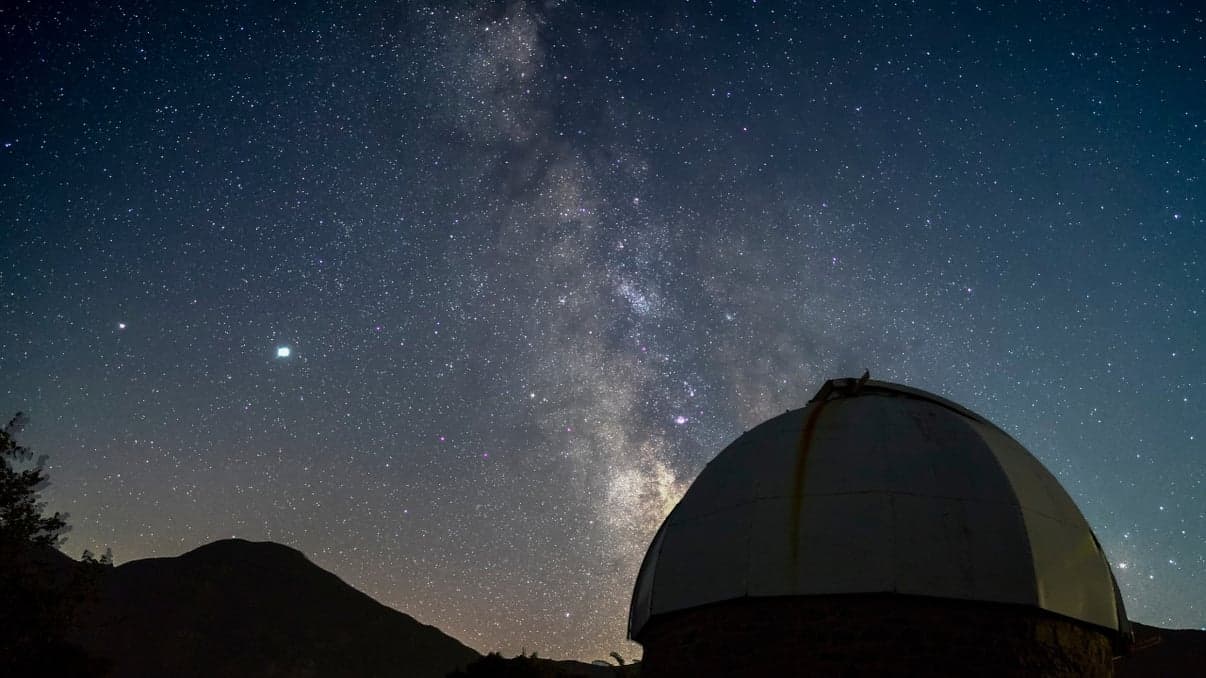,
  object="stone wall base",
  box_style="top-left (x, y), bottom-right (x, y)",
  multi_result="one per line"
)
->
top-left (636, 594), bottom-right (1113, 677)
